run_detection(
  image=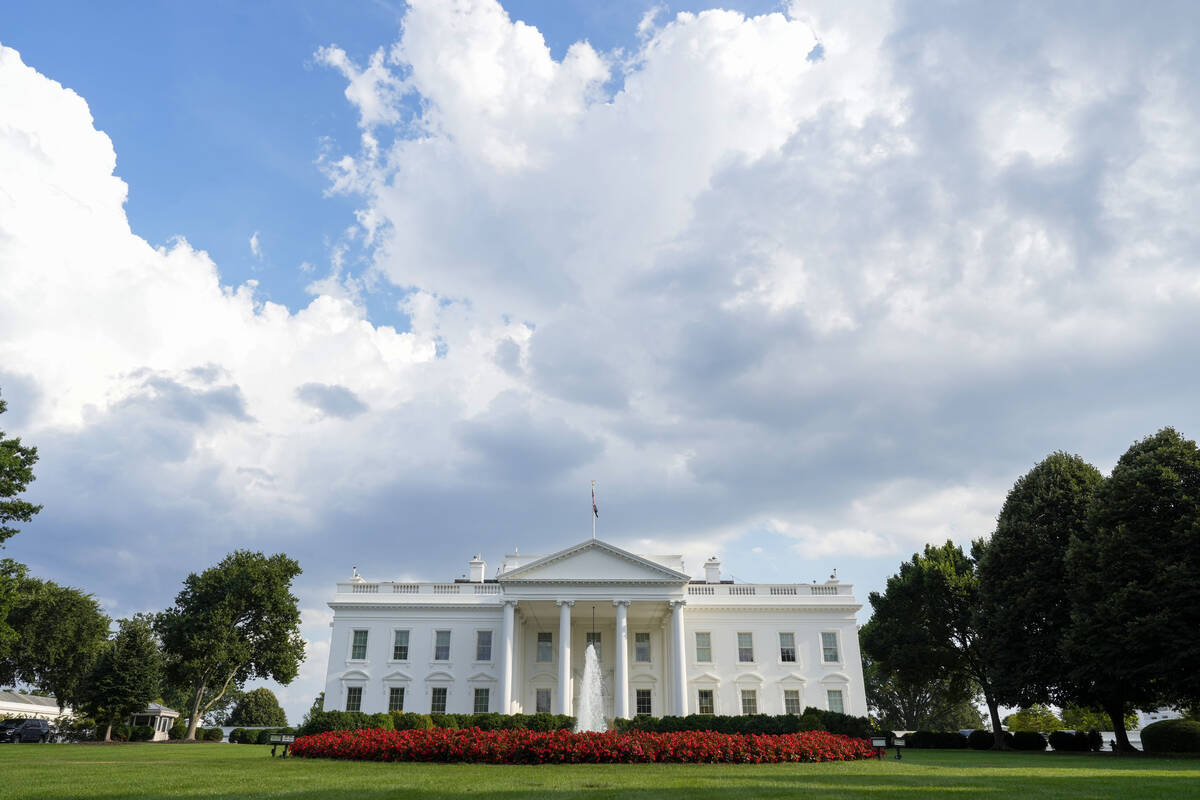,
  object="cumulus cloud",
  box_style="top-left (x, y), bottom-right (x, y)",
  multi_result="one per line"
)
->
top-left (249, 230), bottom-right (262, 259)
top-left (4, 0), bottom-right (1200, 721)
